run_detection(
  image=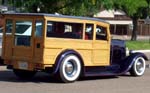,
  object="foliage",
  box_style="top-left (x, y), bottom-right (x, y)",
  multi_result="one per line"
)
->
top-left (0, 0), bottom-right (113, 16)
top-left (4, 0), bottom-right (113, 16)
top-left (113, 0), bottom-right (148, 41)
top-left (114, 0), bottom-right (147, 18)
